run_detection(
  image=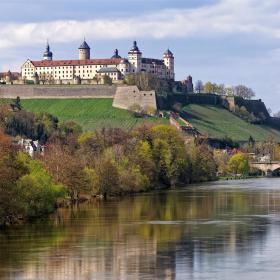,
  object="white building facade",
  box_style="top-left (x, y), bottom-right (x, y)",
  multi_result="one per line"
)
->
top-left (21, 41), bottom-right (175, 84)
